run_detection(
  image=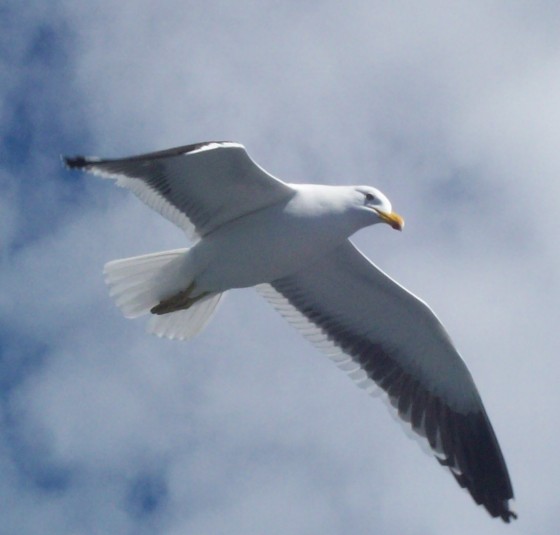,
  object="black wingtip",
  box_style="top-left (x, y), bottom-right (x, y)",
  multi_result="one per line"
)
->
top-left (500, 507), bottom-right (518, 523)
top-left (62, 155), bottom-right (90, 169)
